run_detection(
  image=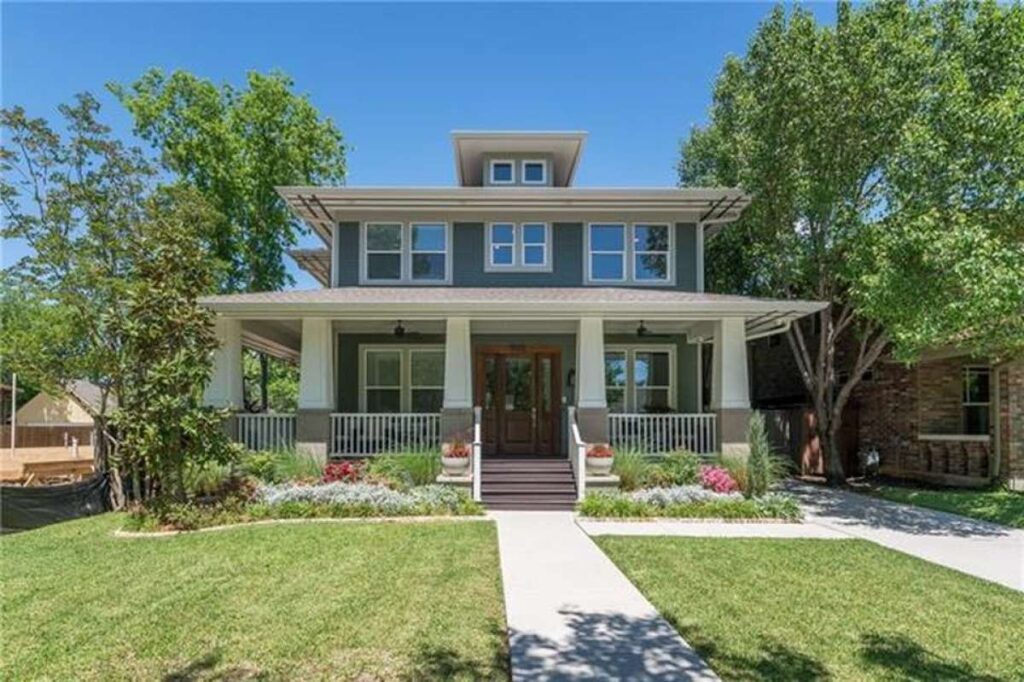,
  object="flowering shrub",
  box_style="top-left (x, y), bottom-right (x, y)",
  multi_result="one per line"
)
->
top-left (442, 440), bottom-right (470, 458)
top-left (700, 465), bottom-right (740, 494)
top-left (323, 460), bottom-right (362, 483)
top-left (587, 443), bottom-right (614, 458)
